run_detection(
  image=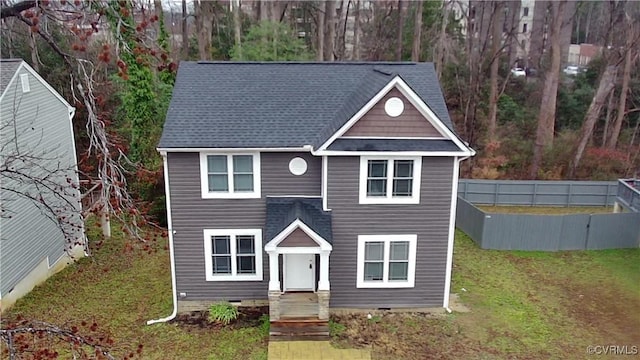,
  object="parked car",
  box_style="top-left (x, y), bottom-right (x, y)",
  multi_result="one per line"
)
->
top-left (563, 65), bottom-right (580, 76)
top-left (525, 67), bottom-right (537, 77)
top-left (511, 68), bottom-right (526, 77)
